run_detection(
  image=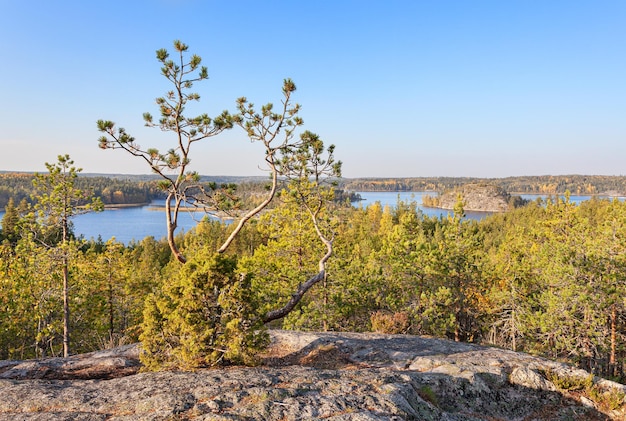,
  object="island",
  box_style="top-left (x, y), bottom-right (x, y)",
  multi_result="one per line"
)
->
top-left (422, 183), bottom-right (526, 213)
